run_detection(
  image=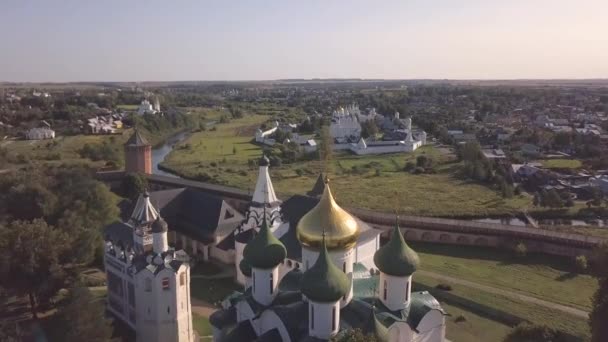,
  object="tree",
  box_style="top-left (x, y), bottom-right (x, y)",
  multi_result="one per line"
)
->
top-left (331, 329), bottom-right (379, 342)
top-left (503, 323), bottom-right (568, 342)
top-left (589, 243), bottom-right (608, 342)
top-left (541, 189), bottom-right (564, 209)
top-left (361, 120), bottom-right (379, 139)
top-left (319, 125), bottom-right (334, 173)
top-left (58, 285), bottom-right (114, 342)
top-left (0, 220), bottom-right (69, 318)
top-left (121, 172), bottom-right (148, 200)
